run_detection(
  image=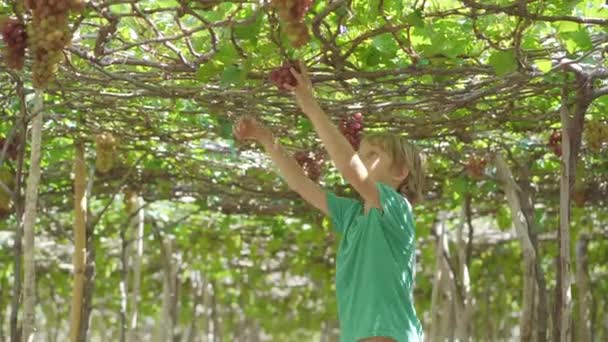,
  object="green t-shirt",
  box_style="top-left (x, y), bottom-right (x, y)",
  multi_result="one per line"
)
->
top-left (326, 182), bottom-right (423, 342)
